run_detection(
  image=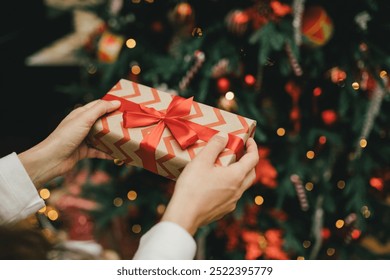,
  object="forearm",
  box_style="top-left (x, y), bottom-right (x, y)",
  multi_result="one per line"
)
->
top-left (18, 140), bottom-right (58, 188)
